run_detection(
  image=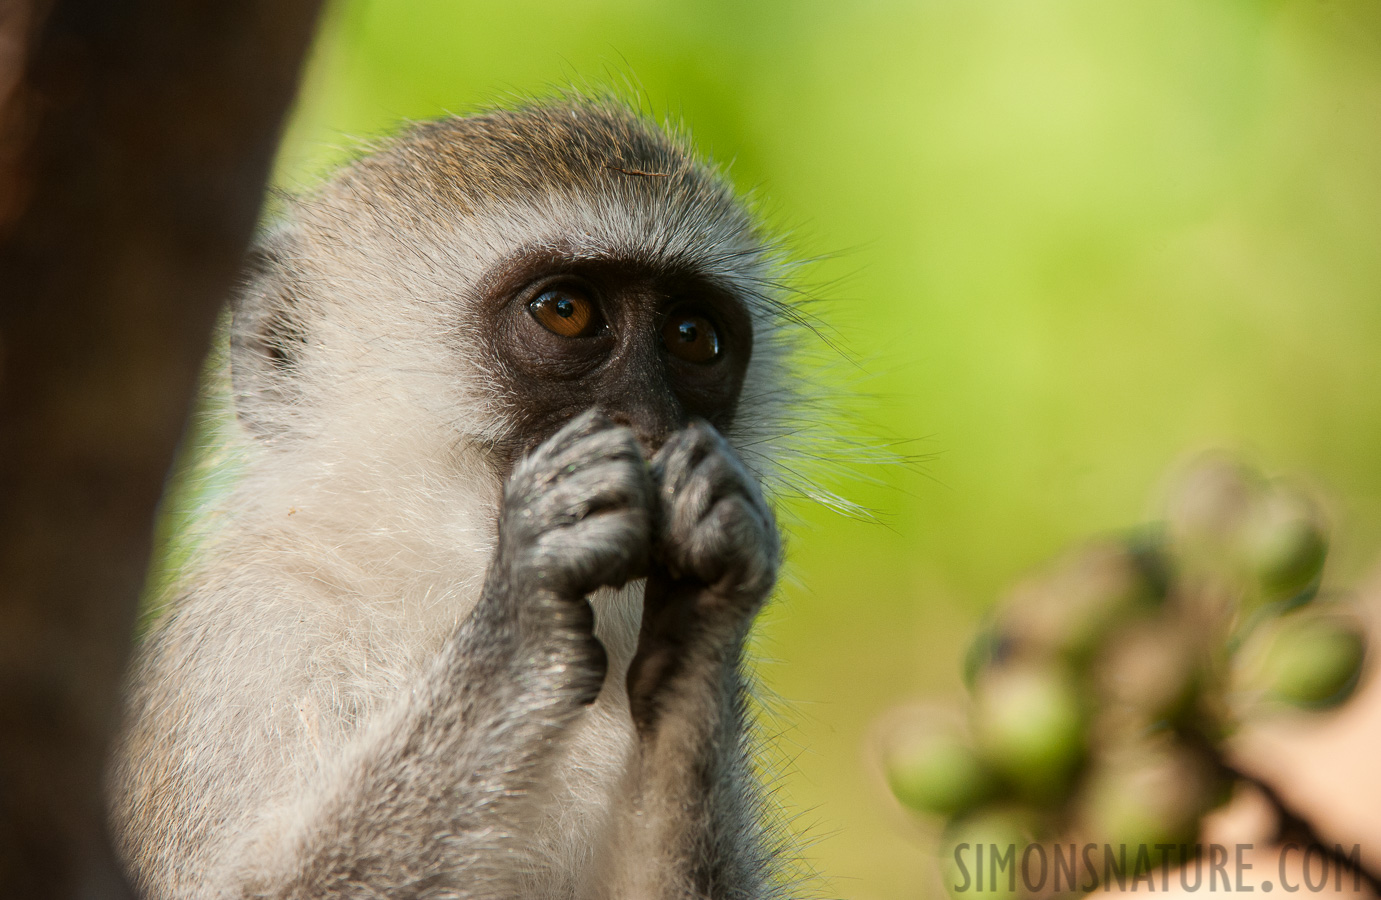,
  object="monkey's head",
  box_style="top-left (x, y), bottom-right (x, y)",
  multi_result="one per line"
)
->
top-left (229, 101), bottom-right (801, 519)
